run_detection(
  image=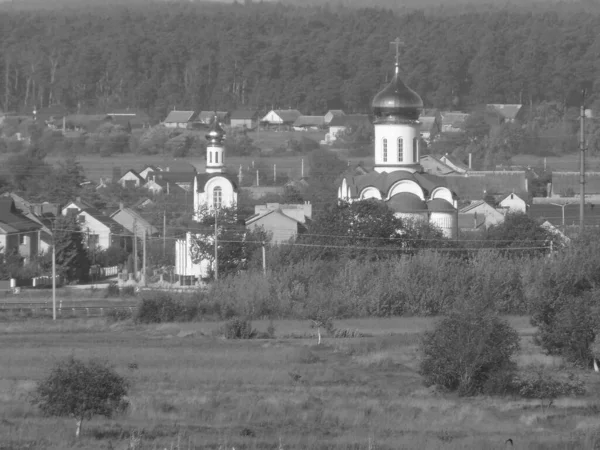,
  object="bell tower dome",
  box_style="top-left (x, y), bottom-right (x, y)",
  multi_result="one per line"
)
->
top-left (206, 116), bottom-right (226, 174)
top-left (372, 38), bottom-right (423, 174)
